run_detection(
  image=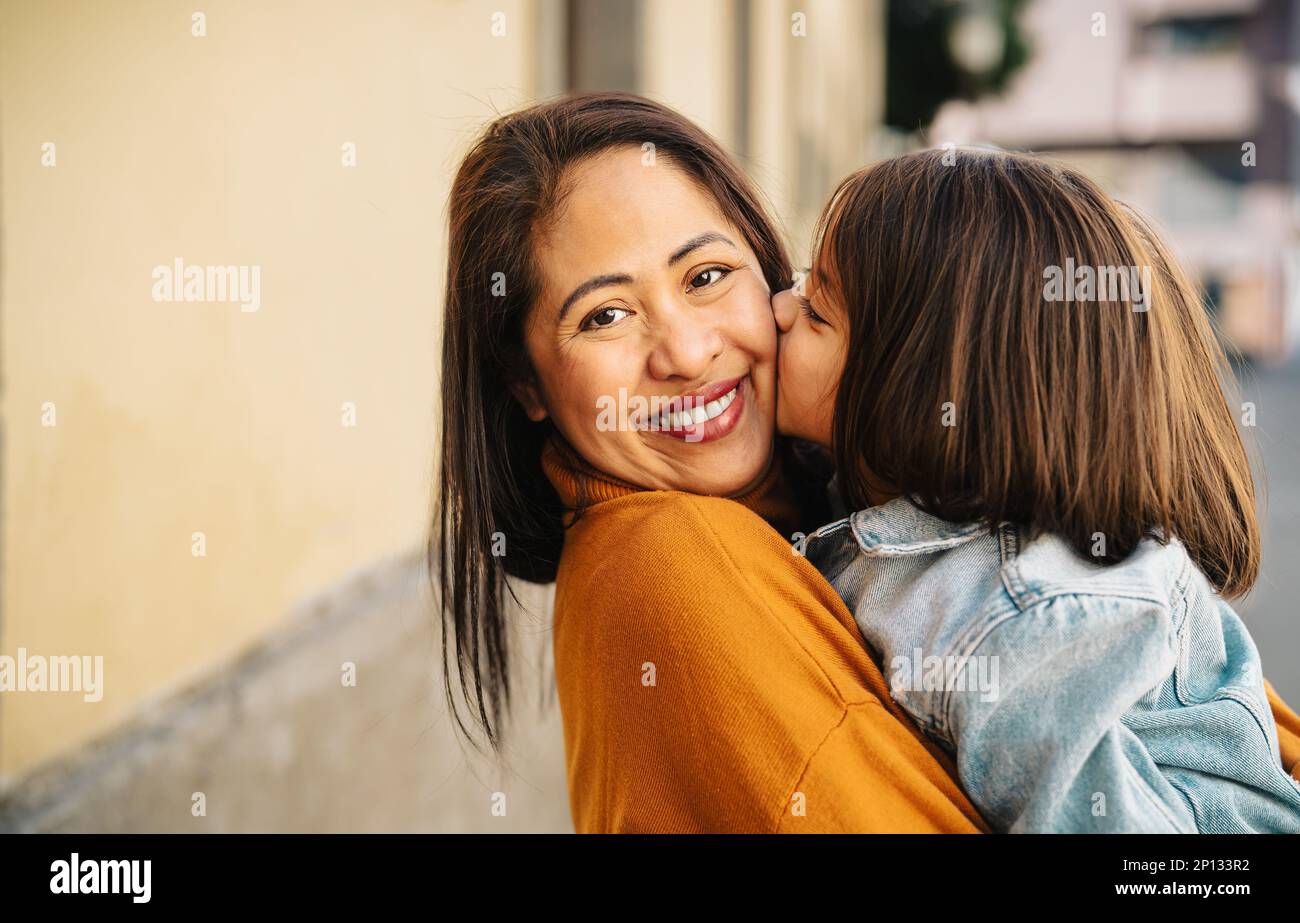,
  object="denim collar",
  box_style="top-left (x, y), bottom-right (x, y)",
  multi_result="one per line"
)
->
top-left (835, 496), bottom-right (986, 557)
